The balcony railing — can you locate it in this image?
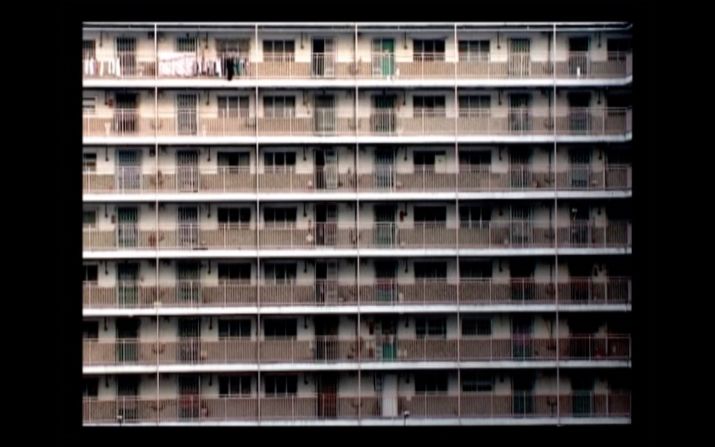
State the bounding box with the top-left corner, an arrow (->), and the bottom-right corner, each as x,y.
83,164 -> 631,194
83,391 -> 631,424
82,220 -> 631,251
82,277 -> 631,309
83,50 -> 631,80
82,108 -> 631,138
82,334 -> 631,366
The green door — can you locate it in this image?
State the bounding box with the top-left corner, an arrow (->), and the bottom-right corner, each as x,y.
372,39 -> 395,76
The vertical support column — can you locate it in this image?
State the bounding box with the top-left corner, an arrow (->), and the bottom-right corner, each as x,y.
453,22 -> 461,421
254,23 -> 262,425
153,22 -> 160,425
552,23 -> 561,426
354,22 -> 362,424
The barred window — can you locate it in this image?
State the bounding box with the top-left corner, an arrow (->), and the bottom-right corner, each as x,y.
415,317 -> 447,339
263,40 -> 295,62
413,96 -> 446,117
459,40 -> 490,62
263,96 -> 295,118
413,39 -> 445,61
264,375 -> 297,395
176,36 -> 197,53
219,375 -> 251,396
218,319 -> 251,338
83,40 -> 96,60
459,95 -> 491,117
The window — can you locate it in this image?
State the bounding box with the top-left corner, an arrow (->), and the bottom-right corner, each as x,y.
219,375 -> 251,396
459,151 -> 491,171
83,97 -> 96,115
117,376 -> 139,396
462,317 -> 492,336
264,263 -> 297,284
176,36 -> 197,53
83,153 -> 97,172
413,39 -> 445,61
607,38 -> 632,61
263,40 -> 295,62
217,96 -> 249,118
459,40 -> 490,62
218,319 -> 251,338
264,318 -> 297,337
413,206 -> 446,224
83,321 -> 99,339
415,317 -> 447,338
413,151 -> 444,171
216,39 -> 250,58
217,152 -> 250,168
83,377 -> 99,398
415,372 -> 448,393
414,262 -> 447,279
218,263 -> 251,281
263,96 -> 295,118
462,372 -> 494,392
264,151 -> 296,170
83,210 -> 96,228
83,264 -> 98,283
264,375 -> 297,395
460,260 -> 492,279
460,205 -> 491,228
83,40 -> 96,60
218,208 -> 250,226
263,208 -> 297,226
413,96 -> 446,117
459,95 -> 491,117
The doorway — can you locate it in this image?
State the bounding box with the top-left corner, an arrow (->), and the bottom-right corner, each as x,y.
372,96 -> 396,133
372,38 -> 395,77
177,93 -> 198,135
115,318 -> 139,363
177,150 -> 199,192
117,263 -> 139,307
315,260 -> 338,304
315,147 -> 338,189
374,205 -> 397,247
315,203 -> 337,246
116,149 -> 141,191
568,37 -> 590,76
568,92 -> 592,133
113,93 -> 137,133
508,38 -> 531,76
312,38 -> 335,77
178,206 -> 199,248
316,373 -> 338,418
509,94 -> 531,132
178,318 -> 201,363
314,95 -> 336,134
374,147 -> 396,189
116,206 -> 138,248
314,317 -> 339,361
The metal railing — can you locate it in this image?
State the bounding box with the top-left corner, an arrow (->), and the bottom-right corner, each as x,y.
82,277 -> 631,309
83,334 -> 631,366
82,390 -> 630,424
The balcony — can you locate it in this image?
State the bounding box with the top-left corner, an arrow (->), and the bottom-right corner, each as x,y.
82,334 -> 631,367
82,108 -> 631,139
83,277 -> 631,310
83,391 -> 630,424
82,51 -> 632,81
82,220 -> 631,251
83,165 -> 631,195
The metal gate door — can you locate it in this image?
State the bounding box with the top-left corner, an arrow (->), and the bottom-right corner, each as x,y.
116,37 -> 136,77
375,149 -> 395,189
117,263 -> 138,307
569,148 -> 591,188
116,149 -> 141,191
177,93 -> 198,135
177,150 -> 199,192
178,206 -> 199,248
117,207 -> 138,248
177,261 -> 201,305
508,38 -> 531,77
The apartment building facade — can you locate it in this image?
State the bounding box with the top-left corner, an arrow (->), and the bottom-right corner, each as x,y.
81,21 -> 633,426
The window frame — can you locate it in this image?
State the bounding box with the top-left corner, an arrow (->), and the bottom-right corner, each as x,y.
459,40 -> 490,62
263,318 -> 297,338
415,317 -> 447,339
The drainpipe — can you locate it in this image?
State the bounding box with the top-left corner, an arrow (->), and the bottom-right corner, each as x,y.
254,22 -> 262,426
453,22 -> 461,422
354,21 -> 363,425
154,22 -> 160,426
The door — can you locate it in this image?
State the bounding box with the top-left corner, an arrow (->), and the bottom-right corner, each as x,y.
569,37 -> 590,76
571,376 -> 595,417
177,261 -> 201,305
177,93 -> 198,135
178,206 -> 199,248
178,375 -> 201,420
115,318 -> 139,363
177,150 -> 199,192
569,147 -> 592,188
315,203 -> 337,246
569,260 -> 594,302
178,318 -> 201,363
317,373 -> 338,418
378,318 -> 397,360
510,205 -> 532,246
312,38 -> 335,77
315,260 -> 338,304
116,37 -> 136,77
509,151 -> 530,189
315,148 -> 338,189
374,260 -> 397,303
508,38 -> 531,76
374,148 -> 395,189
374,205 -> 396,247
116,149 -> 140,191
372,38 -> 395,76
570,205 -> 590,245
511,317 -> 533,359
380,373 -> 398,417
512,375 -> 534,416
117,263 -> 139,307
568,92 -> 591,133
510,259 -> 534,302
314,95 -> 336,134
113,93 -> 137,133
314,317 -> 339,360
509,94 -> 531,132
116,376 -> 139,421
116,207 -> 138,248
372,96 -> 396,133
